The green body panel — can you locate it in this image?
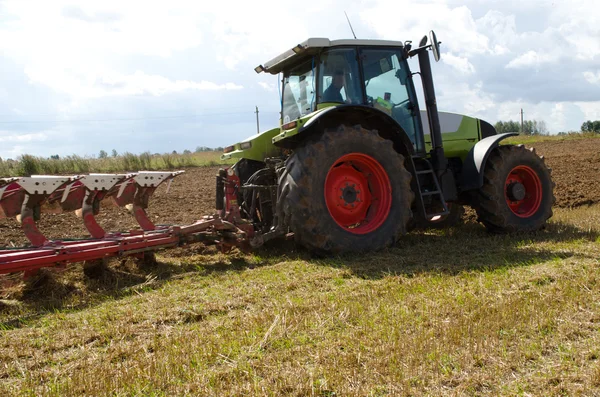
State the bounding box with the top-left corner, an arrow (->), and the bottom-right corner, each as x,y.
423,112 -> 480,161
271,107 -> 331,145
220,126 -> 282,162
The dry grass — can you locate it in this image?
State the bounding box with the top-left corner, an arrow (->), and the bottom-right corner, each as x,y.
2,205 -> 600,396
0,151 -> 229,177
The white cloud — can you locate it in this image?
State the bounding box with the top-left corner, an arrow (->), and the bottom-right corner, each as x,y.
22,69 -> 243,98
576,101 -> 600,121
258,82 -> 276,92
505,51 -> 557,69
583,71 -> 600,85
437,81 -> 495,117
443,53 -> 476,75
360,1 -> 490,56
0,131 -> 48,143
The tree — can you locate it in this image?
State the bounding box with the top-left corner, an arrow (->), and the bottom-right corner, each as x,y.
183,149 -> 191,155
581,120 -> 600,133
98,150 -> 108,159
111,149 -> 118,157
495,119 -> 548,135
50,154 -> 60,160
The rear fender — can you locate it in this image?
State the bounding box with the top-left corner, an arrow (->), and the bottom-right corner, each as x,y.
460,133 -> 518,191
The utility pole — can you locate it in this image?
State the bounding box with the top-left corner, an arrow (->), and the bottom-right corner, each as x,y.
255,106 -> 260,134
520,108 -> 524,134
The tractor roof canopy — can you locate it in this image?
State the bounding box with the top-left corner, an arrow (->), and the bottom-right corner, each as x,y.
255,38 -> 405,75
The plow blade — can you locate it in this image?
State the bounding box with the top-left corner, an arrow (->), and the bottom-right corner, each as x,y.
0,169 -> 255,278
0,171 -> 184,246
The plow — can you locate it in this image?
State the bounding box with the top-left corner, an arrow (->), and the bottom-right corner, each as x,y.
1,30 -> 556,279
0,170 -> 254,278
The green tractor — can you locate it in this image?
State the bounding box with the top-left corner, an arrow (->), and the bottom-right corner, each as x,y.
218,31 -> 555,253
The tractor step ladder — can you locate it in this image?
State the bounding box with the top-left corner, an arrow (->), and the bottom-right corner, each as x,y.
411,156 -> 449,219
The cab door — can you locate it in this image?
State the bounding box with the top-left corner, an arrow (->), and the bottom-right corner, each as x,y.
359,48 -> 424,153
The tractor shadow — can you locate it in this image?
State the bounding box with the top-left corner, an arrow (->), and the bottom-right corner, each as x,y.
316,220 -> 599,280
0,219 -> 596,329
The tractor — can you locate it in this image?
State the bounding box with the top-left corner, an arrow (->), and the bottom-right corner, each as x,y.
0,31 -> 555,276
218,31 -> 555,253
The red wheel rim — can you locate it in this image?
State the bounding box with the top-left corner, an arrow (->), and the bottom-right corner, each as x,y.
504,165 -> 542,218
324,153 -> 392,234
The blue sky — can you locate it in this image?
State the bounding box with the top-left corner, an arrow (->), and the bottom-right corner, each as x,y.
0,0 -> 599,159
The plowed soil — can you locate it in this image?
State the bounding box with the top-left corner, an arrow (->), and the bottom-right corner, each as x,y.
1,137 -> 599,248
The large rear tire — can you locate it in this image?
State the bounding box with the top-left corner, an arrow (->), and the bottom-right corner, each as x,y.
278,125 -> 414,253
473,145 -> 554,233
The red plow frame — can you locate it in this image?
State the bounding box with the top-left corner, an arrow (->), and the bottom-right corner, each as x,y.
0,170 -> 252,278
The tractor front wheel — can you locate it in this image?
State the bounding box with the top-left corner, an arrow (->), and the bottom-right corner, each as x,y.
278,125 -> 414,253
473,145 -> 554,232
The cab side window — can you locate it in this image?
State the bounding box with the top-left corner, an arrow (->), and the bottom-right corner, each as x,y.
361,48 -> 420,149
318,49 -> 363,105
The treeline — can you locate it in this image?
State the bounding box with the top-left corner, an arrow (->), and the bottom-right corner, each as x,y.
494,120 -> 548,135
96,146 -> 224,159
581,120 -> 600,133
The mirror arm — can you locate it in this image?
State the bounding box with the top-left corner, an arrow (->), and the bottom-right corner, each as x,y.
407,44 -> 432,58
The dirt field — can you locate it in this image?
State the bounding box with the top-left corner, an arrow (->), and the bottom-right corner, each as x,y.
1,137 -> 599,248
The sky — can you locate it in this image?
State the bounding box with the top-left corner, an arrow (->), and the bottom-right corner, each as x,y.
0,0 -> 599,159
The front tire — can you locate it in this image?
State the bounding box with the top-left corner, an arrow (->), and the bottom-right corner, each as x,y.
278,125 -> 414,253
473,145 -> 554,233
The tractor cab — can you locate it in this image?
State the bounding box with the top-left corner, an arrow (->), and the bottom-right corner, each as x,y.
270,40 -> 425,153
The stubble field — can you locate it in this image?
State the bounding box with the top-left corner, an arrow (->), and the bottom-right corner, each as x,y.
1,136 -> 600,396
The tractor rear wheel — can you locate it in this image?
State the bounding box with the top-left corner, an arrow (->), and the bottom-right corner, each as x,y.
473,145 -> 554,233
278,125 -> 414,253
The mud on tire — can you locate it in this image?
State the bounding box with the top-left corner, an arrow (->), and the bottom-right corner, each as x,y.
473,144 -> 555,233
277,125 -> 414,253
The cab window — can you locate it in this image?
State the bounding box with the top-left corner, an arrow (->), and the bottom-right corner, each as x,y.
360,48 -> 422,151
318,48 -> 363,105
282,59 -> 316,124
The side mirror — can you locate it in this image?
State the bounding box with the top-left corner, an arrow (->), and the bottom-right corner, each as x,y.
430,30 -> 441,62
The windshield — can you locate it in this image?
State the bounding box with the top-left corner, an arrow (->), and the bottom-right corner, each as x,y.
282,59 -> 315,124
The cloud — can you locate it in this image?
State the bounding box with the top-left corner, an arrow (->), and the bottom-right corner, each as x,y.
258,82 -> 276,92
443,53 -> 476,75
61,5 -> 121,24
0,131 -> 48,143
506,51 -> 557,69
22,68 -> 243,98
583,71 -> 600,85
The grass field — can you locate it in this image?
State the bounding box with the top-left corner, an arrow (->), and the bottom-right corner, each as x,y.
1,205 -> 600,396
504,132 -> 600,145
0,151 -> 229,177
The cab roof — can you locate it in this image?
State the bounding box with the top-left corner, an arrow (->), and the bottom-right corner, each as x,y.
255,38 -> 405,75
